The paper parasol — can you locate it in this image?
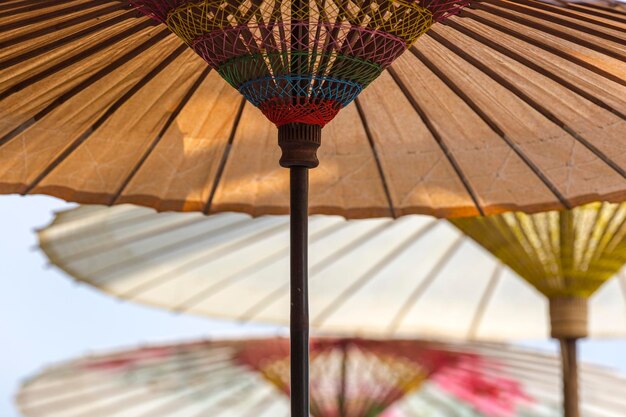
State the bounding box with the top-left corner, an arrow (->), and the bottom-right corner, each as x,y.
0,0 -> 625,218
38,203 -> 626,340
17,337 -> 626,417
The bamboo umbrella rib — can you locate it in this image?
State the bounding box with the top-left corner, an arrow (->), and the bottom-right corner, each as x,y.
354,98 -> 397,218
45,205 -> 162,236
394,44 -> 561,211
24,381 -> 153,415
407,44 -> 569,209
109,66 -> 213,205
427,25 -> 626,183
0,0 -> 67,15
476,363 -> 559,390
313,221 -> 440,326
127,377 -> 258,417
593,2 -> 626,14
98,218 -> 290,294
226,391 -> 282,417
459,9 -> 626,86
0,2 -> 129,41
515,0 -> 624,28
208,390 -> 280,417
444,19 -> 626,119
0,1 -> 119,32
120,225 -> 299,301
580,206 -> 606,273
130,375 -> 260,417
400,395 -> 448,417
171,219 -> 347,312
57,216 -> 209,263
618,272 -> 626,301
472,3 -> 626,59
0,25 -> 168,147
83,216 -> 259,280
23,364 -> 255,417
385,66 -> 485,216
467,264 -> 503,339
202,98 -> 246,214
0,1 -> 128,29
491,0 -> 620,35
486,0 -> 626,41
84,219 -> 273,297
154,387 -> 251,417
415,389 -> 469,417
0,7 -> 133,62
22,353 -> 241,409
0,19 -> 160,102
386,236 -> 466,334
500,0 -> 626,41
570,5 -> 626,24
481,2 -> 626,55
238,220 -> 397,321
19,376 -> 119,405
568,3 -> 626,22
465,346 -> 626,393
64,387 -> 184,417
22,44 -> 189,195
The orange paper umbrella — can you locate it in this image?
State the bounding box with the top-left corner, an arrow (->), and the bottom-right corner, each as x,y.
1,0 -> 625,217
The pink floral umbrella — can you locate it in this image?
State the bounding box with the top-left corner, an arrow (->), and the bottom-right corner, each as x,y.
18,337 -> 626,417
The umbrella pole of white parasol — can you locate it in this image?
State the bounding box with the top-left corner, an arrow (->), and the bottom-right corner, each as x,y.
279,123 -> 321,417
550,296 -> 587,417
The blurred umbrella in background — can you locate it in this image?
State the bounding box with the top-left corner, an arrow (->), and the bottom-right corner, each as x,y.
452,202 -> 626,417
17,337 -> 626,417
39,202 -> 626,417
37,203 -> 626,340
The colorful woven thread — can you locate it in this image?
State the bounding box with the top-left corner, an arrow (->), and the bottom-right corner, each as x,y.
131,0 -> 467,126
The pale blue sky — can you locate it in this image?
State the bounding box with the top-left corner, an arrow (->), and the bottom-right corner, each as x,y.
1,195 -> 626,417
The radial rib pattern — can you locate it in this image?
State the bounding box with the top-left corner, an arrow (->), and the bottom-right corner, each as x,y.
0,0 -> 625,217
451,202 -> 626,298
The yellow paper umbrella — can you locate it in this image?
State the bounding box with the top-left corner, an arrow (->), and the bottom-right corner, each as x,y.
451,202 -> 626,417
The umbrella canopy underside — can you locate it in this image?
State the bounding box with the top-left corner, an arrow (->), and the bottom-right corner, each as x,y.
1,0 -> 625,218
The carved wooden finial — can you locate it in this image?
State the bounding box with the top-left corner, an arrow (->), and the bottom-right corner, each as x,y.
278,123 -> 321,169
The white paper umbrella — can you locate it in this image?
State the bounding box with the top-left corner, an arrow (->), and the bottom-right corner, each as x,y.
16,337 -> 626,417
39,204 -> 626,340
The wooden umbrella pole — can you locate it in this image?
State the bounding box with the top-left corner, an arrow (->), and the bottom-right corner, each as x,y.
279,122 -> 321,417
550,296 -> 587,417
560,338 -> 579,417
290,165 -> 309,417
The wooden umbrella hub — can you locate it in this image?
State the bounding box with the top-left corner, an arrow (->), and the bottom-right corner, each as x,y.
549,296 -> 589,339
130,0 -> 466,127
